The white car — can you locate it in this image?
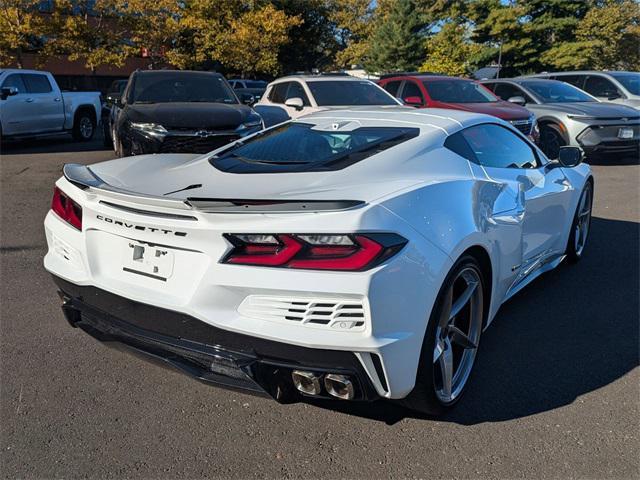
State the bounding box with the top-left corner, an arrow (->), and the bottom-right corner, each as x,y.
44,107 -> 593,414
0,69 -> 101,141
255,74 -> 401,119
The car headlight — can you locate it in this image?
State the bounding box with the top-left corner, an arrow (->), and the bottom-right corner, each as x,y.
129,122 -> 168,137
235,113 -> 264,135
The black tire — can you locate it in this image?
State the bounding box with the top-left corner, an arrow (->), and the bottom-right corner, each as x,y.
72,110 -> 96,141
400,255 -> 485,415
540,124 -> 567,160
114,133 -> 131,158
102,120 -> 112,148
566,180 -> 593,263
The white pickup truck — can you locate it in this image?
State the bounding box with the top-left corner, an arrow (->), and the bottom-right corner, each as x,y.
0,69 -> 101,142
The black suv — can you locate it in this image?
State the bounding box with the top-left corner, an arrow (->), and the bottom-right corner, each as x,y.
111,70 -> 263,157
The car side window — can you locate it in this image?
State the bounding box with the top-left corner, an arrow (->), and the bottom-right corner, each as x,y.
383,81 -> 402,97
556,75 -> 585,89
451,124 -> 539,169
493,83 -> 520,100
22,74 -> 53,93
285,82 -> 310,106
584,76 -> 619,98
401,81 -> 424,104
1,74 -> 27,93
269,82 -> 289,104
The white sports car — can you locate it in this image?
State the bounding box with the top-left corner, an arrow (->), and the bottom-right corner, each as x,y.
44,107 -> 593,415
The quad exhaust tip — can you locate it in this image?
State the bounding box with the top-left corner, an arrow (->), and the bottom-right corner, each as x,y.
291,370 -> 322,396
291,370 -> 355,400
324,374 -> 355,400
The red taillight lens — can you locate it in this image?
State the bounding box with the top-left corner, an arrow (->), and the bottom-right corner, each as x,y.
223,233 -> 406,271
51,187 -> 82,230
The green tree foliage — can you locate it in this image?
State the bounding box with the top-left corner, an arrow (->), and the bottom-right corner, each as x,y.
542,0 -> 640,71
420,23 -> 482,76
46,0 -> 134,73
365,0 -> 427,73
3,0 -> 638,77
218,4 -> 303,76
0,0 -> 47,68
329,0 -> 375,69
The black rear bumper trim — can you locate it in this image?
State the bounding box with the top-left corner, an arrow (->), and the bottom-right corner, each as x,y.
53,275 -> 379,402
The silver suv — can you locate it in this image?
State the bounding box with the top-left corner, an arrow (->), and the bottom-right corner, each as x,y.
525,71 -> 640,110
481,78 -> 640,159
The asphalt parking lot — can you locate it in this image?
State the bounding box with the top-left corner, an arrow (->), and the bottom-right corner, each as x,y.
1,134 -> 638,479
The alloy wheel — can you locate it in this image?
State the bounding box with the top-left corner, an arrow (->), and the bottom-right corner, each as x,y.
433,267 -> 483,404
574,183 -> 593,257
79,116 -> 93,139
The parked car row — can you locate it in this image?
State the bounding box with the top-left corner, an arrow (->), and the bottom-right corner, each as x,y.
2,68 -> 638,161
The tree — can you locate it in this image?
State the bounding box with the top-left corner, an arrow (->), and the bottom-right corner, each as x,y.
329,0 -> 375,69
125,0 -> 182,69
0,0 -> 47,68
420,23 -> 482,76
46,0 -> 134,73
542,0 -> 640,70
365,0 -> 427,73
218,4 -> 302,76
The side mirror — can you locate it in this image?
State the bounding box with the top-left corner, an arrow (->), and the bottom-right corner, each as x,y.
607,92 -> 621,101
403,96 -> 423,107
557,146 -> 583,168
508,95 -> 526,106
240,93 -> 255,105
284,97 -> 304,111
0,86 -> 19,100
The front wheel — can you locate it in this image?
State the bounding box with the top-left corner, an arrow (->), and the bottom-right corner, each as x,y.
401,255 -> 485,415
566,181 -> 593,263
540,124 -> 567,160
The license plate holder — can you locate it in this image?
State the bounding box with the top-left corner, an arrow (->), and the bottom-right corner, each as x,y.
618,127 -> 634,139
122,242 -> 174,280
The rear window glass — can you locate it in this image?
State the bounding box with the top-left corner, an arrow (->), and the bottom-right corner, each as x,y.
210,123 -> 419,173
307,81 -> 398,106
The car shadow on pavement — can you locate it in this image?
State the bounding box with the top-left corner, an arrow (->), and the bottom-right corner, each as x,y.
1,134 -> 109,155
306,216 -> 639,425
586,153 -> 639,166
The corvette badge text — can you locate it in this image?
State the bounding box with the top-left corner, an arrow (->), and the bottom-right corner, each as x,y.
96,215 -> 187,236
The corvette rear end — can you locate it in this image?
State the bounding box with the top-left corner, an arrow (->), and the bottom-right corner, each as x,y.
44,128 -> 450,404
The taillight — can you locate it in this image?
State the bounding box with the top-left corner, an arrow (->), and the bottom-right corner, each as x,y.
222,233 -> 406,271
51,187 -> 82,230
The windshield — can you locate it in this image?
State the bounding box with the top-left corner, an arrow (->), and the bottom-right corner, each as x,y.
423,80 -> 498,103
610,72 -> 640,95
307,80 -> 398,106
522,80 -> 596,103
131,72 -> 237,104
211,123 -> 419,173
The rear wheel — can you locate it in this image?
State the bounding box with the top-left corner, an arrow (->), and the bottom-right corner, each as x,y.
72,111 -> 95,141
540,124 -> 566,160
401,255 -> 485,415
566,181 -> 593,263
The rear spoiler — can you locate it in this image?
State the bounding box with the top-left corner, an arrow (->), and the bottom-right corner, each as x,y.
63,163 -> 365,214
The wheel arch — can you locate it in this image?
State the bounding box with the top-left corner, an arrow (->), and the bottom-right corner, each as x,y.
537,117 -> 570,144
459,245 -> 493,328
73,104 -> 97,126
